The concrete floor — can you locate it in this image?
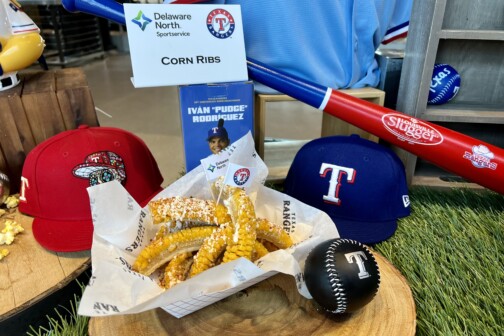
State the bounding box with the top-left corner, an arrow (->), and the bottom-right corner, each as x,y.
80,52 -> 323,185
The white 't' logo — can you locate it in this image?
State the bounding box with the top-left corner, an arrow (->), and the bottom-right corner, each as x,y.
319,163 -> 356,205
345,251 -> 371,279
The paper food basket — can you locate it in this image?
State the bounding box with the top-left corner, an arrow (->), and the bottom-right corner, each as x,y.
78,132 -> 339,318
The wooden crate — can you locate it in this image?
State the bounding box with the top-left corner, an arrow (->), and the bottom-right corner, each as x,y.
0,68 -> 98,193
254,88 -> 385,181
254,87 -> 385,158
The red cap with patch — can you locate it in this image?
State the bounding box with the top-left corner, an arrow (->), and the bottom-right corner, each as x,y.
18,125 -> 164,252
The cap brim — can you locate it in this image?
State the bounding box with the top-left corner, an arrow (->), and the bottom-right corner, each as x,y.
333,217 -> 398,245
32,186 -> 163,252
32,217 -> 93,252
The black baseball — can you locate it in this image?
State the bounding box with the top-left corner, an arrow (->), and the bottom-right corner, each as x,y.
304,238 -> 380,314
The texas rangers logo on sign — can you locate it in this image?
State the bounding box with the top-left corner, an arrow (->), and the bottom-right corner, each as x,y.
223,163 -> 255,190
233,167 -> 250,186
207,8 -> 235,39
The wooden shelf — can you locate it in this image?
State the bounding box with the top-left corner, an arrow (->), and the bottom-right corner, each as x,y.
411,175 -> 486,191
395,0 -> 504,191
254,87 -> 384,159
423,107 -> 504,123
439,29 -> 504,41
255,87 -> 385,182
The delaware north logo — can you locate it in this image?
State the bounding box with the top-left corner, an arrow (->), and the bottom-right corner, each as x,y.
132,10 -> 152,31
206,8 -> 235,39
206,164 -> 216,173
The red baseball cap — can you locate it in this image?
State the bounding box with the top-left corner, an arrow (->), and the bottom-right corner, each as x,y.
19,125 -> 164,252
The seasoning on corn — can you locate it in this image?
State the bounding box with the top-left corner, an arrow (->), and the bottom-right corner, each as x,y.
149,196 -> 231,229
132,226 -> 216,276
160,252 -> 195,289
134,185 -> 294,289
222,187 -> 257,263
189,222 -> 233,278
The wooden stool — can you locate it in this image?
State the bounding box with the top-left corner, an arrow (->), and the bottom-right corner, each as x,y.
0,208 -> 91,335
88,251 -> 415,336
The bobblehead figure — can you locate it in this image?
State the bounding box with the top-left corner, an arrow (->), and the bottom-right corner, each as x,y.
0,0 -> 45,91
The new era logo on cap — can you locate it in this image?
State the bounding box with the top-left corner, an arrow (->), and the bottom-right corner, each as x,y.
284,135 -> 410,244
19,125 -> 164,252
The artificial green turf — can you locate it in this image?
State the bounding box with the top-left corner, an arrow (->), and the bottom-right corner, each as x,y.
29,187 -> 503,336
374,187 -> 504,336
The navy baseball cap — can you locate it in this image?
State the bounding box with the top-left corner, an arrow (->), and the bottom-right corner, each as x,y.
284,135 -> 410,244
207,127 -> 228,141
207,119 -> 229,141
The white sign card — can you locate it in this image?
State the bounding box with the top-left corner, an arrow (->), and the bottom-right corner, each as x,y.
123,4 -> 248,88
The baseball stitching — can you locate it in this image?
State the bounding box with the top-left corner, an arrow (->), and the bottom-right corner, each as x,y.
430,64 -> 460,104
324,239 -> 381,313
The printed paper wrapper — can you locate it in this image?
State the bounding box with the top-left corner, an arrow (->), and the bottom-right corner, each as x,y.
78,132 -> 339,318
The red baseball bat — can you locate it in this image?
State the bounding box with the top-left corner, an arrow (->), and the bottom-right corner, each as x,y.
62,0 -> 504,195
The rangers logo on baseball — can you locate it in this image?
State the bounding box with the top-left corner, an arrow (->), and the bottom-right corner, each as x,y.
428,64 -> 461,105
233,168 -> 250,185
345,251 -> 371,279
206,9 -> 235,39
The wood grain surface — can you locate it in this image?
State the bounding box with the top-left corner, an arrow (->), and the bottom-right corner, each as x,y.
0,68 -> 98,193
0,208 -> 90,321
89,251 -> 416,336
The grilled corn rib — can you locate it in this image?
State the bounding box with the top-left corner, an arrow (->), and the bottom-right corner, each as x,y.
259,239 -> 280,252
255,218 -> 293,249
189,223 -> 233,278
211,176 -> 233,200
149,196 -> 231,227
222,188 -> 257,263
132,226 -> 216,276
252,240 -> 269,261
154,224 -> 168,240
161,252 -> 194,289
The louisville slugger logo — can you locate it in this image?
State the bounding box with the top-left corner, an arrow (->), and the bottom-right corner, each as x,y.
382,114 -> 443,145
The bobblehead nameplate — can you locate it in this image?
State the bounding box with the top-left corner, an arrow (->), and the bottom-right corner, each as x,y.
124,4 -> 248,88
